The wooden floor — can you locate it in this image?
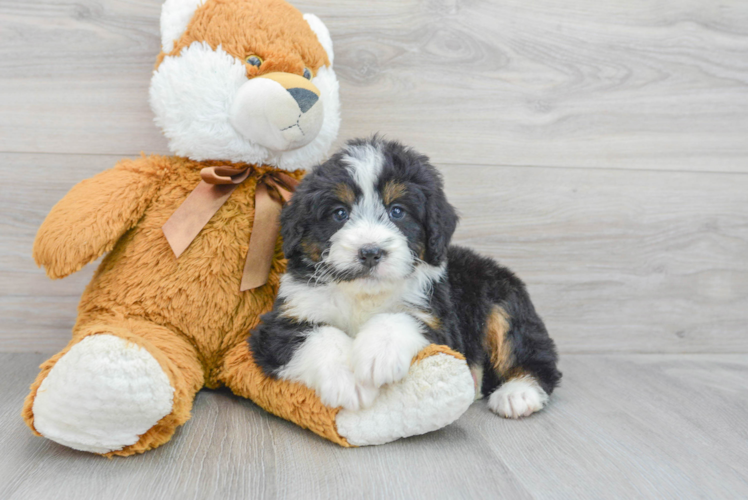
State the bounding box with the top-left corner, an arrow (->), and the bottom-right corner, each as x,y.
1,352 -> 747,499
1,0 -> 747,498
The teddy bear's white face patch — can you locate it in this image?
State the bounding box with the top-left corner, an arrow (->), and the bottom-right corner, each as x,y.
160,0 -> 206,53
228,72 -> 325,153
149,40 -> 340,169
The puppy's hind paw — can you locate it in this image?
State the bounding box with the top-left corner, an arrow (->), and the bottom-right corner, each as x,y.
488,375 -> 549,419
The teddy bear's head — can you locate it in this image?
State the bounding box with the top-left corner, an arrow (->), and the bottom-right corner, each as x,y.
150,0 -> 340,170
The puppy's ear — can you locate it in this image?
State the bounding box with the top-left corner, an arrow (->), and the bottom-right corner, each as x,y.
280,197 -> 305,258
424,176 -> 458,265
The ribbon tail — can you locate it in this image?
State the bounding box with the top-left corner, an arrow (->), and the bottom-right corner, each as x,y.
162,181 -> 238,257
241,182 -> 283,291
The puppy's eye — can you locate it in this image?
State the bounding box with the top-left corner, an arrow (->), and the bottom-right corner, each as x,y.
246,55 -> 263,67
389,205 -> 405,220
303,68 -> 312,80
332,207 -> 349,222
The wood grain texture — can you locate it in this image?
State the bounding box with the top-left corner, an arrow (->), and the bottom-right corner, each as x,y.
0,0 -> 747,171
3,152 -> 746,353
2,353 -> 747,499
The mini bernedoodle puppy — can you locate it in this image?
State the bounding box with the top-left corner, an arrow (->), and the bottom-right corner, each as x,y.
250,137 -> 561,419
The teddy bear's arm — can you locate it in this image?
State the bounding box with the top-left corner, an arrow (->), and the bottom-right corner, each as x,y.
33,157 -> 163,279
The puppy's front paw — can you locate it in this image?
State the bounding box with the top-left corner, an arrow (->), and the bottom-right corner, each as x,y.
316,367 -> 369,411
278,326 -> 379,410
353,339 -> 413,388
488,376 -> 549,419
352,313 -> 429,388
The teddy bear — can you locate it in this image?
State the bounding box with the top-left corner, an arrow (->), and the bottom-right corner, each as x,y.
22,0 -> 475,457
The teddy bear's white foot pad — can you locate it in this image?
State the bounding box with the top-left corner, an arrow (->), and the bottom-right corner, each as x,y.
335,353 -> 474,446
32,334 -> 174,453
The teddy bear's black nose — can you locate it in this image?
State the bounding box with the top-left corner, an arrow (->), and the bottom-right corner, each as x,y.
287,88 -> 319,113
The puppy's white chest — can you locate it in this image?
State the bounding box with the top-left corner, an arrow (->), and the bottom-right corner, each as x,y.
316,285 -> 403,336
279,265 -> 443,337
280,278 -> 406,336
336,290 -> 400,335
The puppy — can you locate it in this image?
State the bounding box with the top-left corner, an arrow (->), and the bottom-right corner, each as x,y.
250,137 -> 561,418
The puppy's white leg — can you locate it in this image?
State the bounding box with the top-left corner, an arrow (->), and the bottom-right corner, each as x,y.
278,326 -> 378,410
488,375 -> 549,418
352,313 -> 430,388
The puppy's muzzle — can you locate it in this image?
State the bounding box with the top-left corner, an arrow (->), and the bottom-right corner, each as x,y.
358,245 -> 385,269
229,72 -> 324,152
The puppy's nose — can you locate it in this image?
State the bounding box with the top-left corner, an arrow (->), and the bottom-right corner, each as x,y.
287,88 -> 319,113
358,245 -> 384,268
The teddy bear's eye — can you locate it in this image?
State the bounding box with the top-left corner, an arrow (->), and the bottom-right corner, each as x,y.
246,55 -> 263,67
303,68 -> 312,80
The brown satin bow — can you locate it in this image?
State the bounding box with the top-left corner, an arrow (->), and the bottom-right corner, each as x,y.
161,165 -> 298,291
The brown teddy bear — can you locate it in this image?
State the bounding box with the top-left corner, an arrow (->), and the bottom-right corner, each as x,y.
22,0 -> 475,457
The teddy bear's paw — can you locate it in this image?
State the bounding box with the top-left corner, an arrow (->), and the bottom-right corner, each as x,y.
352,313 -> 430,388
336,350 -> 474,446
32,334 -> 174,454
487,375 -> 549,419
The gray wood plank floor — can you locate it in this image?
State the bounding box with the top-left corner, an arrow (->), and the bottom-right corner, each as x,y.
1,353 -> 747,499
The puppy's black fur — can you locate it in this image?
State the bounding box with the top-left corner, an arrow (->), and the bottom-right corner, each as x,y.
250,138 -> 561,402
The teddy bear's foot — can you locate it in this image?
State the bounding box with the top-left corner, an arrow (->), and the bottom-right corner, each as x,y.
31,334 -> 174,453
335,346 -> 475,446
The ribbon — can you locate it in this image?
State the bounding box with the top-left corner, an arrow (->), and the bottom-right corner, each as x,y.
162,165 -> 298,291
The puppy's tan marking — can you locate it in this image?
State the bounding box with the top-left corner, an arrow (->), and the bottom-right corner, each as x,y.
300,238 -> 322,262
485,306 -> 513,376
382,181 -> 407,205
503,367 -> 531,381
408,309 -> 441,331
334,183 -> 356,206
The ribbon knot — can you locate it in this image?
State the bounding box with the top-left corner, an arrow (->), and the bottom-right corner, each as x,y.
162,164 -> 299,291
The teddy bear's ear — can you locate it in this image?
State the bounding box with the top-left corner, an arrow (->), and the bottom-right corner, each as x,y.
303,14 -> 334,66
160,0 -> 205,53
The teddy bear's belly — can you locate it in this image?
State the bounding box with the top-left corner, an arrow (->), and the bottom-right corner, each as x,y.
77,183 -> 281,372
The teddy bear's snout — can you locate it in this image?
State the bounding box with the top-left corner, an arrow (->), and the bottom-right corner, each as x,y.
229,71 -> 325,153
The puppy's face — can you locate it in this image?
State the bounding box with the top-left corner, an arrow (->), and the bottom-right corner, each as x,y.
282,138 -> 458,284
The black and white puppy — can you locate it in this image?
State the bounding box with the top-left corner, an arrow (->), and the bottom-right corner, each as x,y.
250,137 -> 561,418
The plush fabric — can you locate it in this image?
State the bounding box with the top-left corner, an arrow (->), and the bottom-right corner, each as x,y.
156,0 -> 330,72
336,346 -> 476,446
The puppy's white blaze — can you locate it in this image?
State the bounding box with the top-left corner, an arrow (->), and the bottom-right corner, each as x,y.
330,144 -> 419,282
277,326 -> 374,410
488,375 -> 549,419
327,217 -> 411,280
352,313 -> 430,388
342,143 -> 384,204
